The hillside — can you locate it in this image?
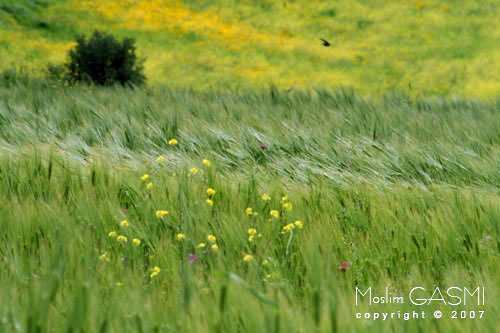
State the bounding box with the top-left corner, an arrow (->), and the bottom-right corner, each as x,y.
2,0 -> 500,97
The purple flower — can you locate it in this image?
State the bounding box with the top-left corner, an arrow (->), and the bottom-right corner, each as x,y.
345,161 -> 351,167
189,253 -> 199,264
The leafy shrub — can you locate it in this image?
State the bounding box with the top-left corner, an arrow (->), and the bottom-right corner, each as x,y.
66,30 -> 146,86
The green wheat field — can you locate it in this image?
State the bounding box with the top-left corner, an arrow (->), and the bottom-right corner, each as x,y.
1,1 -> 500,332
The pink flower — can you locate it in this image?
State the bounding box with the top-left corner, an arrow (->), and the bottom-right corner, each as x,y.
189,253 -> 199,264
260,145 -> 266,150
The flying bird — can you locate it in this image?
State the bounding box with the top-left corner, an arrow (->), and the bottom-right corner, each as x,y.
320,38 -> 330,47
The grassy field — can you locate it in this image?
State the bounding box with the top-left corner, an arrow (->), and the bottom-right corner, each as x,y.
1,0 -> 500,331
0,75 -> 498,332
3,0 -> 500,97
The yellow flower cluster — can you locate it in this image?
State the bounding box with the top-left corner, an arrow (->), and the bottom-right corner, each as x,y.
248,228 -> 257,242
141,174 -> 150,181
177,233 -> 185,241
99,253 -> 110,262
168,138 -> 178,145
157,155 -> 165,163
203,159 -> 211,167
270,210 -> 279,218
117,235 -> 127,242
243,254 -> 254,262
150,266 -> 161,278
120,220 -> 129,227
156,210 -> 169,218
206,188 -> 215,196
282,220 -> 304,233
262,193 -> 271,201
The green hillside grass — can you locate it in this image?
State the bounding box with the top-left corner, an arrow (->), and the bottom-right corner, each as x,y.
2,0 -> 500,97
0,78 -> 498,331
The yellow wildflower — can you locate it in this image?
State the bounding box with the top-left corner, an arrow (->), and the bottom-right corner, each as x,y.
282,223 -> 295,233
294,220 -> 303,229
262,193 -> 271,201
248,228 -> 257,235
117,235 -> 128,243
198,243 -> 206,248
203,159 -> 211,167
141,174 -> 149,181
245,207 -> 253,215
146,182 -> 153,190
270,210 -> 279,218
156,210 -> 169,218
108,231 -> 117,238
258,233 -> 263,238
168,138 -> 178,145
150,266 -> 161,278
282,202 -> 293,211
243,254 -> 254,262
99,253 -> 110,262
206,199 -> 213,206
176,233 -> 185,241
120,220 -> 129,227
281,195 -> 288,202
248,235 -> 255,242
262,259 -> 269,266
206,188 -> 216,196
207,234 -> 216,243
133,238 -> 141,246
211,244 -> 218,251
116,282 -> 123,287
190,168 -> 199,175
157,155 -> 165,163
